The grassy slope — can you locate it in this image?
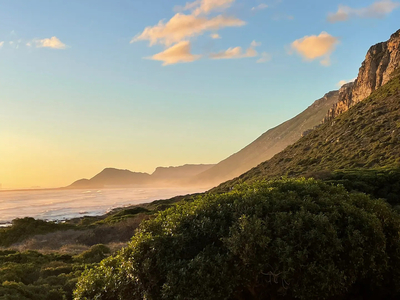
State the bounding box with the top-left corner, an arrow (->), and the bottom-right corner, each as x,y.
193,91 -> 339,185
215,73 -> 400,192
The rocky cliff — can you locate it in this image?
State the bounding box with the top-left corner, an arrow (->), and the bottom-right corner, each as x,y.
325,29 -> 400,121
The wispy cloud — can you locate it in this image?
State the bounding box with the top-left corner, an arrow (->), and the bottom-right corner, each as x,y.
131,14 -> 245,46
251,3 -> 268,11
35,37 -> 67,49
148,41 -> 201,66
290,32 -> 339,66
257,52 -> 272,63
210,46 -> 258,59
337,78 -> 356,87
177,0 -> 235,16
210,41 -> 261,60
251,40 -> 262,47
0,41 -> 4,48
132,0 -> 269,66
210,33 -> 221,39
328,0 -> 400,23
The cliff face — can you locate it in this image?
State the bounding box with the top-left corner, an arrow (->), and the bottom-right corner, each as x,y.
325,29 -> 400,121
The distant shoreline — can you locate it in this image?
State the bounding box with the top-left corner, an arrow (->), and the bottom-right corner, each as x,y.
0,187 -> 64,193
0,184 -> 211,193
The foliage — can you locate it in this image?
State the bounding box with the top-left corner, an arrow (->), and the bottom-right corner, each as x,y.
94,207 -> 150,225
215,74 -> 400,192
74,179 -> 400,300
73,244 -> 111,264
0,250 -> 86,300
321,168 -> 400,206
0,218 -> 73,247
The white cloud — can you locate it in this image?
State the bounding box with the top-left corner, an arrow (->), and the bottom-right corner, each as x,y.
290,32 -> 339,66
337,78 -> 356,87
251,40 -> 262,47
328,0 -> 400,23
148,41 -> 201,66
257,52 -> 272,63
35,36 -> 67,49
252,3 -> 268,11
133,0 -> 252,65
0,41 -> 4,48
210,44 -> 258,59
132,13 -> 245,46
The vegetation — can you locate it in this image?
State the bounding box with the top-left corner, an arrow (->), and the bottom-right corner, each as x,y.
215,74 -> 400,192
0,218 -> 73,248
0,245 -> 111,300
3,66 -> 400,300
0,195 -> 201,299
323,168 -> 400,206
74,179 -> 400,300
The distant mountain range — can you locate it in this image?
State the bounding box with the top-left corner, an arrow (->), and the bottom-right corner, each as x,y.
68,87 -> 340,189
69,29 -> 400,191
67,164 -> 215,189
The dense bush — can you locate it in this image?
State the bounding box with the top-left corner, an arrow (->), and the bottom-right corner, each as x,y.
74,179 -> 400,300
324,168 -> 400,206
0,217 -> 73,247
0,250 -> 85,300
73,244 -> 111,264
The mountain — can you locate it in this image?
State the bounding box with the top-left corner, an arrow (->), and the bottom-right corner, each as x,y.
192,91 -> 339,186
69,168 -> 152,188
152,164 -> 214,181
68,164 -> 215,189
196,30 -> 400,188
216,69 -> 400,192
325,29 -> 400,121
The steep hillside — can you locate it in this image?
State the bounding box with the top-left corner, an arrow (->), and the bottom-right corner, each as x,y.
193,91 -> 339,185
325,29 -> 400,121
216,73 -> 400,192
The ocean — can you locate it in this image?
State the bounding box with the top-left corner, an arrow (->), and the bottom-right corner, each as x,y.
0,187 -> 206,225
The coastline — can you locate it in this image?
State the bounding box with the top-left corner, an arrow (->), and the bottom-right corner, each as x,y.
0,186 -> 208,227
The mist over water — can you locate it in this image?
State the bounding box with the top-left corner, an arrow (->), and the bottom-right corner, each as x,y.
0,187 -> 206,224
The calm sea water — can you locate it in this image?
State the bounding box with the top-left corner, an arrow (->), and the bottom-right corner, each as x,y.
0,187 -> 206,225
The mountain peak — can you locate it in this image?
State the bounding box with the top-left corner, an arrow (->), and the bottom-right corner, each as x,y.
325,29 -> 400,122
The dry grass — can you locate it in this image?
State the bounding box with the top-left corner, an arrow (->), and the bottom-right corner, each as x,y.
8,214 -> 150,254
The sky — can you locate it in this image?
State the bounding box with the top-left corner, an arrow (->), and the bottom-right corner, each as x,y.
0,0 -> 399,189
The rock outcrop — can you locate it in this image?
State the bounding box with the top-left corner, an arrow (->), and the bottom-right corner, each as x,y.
325,29 -> 400,122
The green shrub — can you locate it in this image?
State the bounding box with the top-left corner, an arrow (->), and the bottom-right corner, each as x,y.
0,218 -> 73,247
74,179 -> 400,300
73,244 -> 111,264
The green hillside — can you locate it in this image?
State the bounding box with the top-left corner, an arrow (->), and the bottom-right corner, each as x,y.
215,71 -> 400,192
193,91 -> 339,185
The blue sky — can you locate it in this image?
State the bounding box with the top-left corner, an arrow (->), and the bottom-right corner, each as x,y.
0,0 -> 399,188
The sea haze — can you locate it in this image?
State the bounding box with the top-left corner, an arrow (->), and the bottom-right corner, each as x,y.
0,187 -> 206,225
